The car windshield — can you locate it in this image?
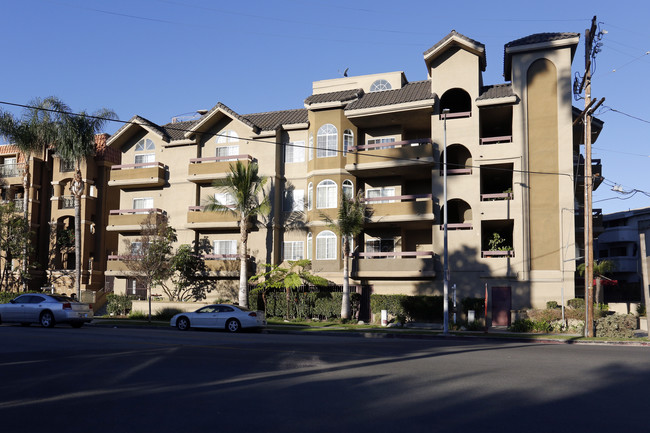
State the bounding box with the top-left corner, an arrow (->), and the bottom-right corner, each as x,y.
50,295 -> 75,303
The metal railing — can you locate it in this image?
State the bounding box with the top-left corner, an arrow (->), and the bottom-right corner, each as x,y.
0,163 -> 25,178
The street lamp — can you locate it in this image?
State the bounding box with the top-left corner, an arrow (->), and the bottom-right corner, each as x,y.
442,108 -> 450,334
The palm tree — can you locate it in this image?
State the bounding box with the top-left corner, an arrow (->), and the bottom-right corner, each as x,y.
204,161 -> 269,308
321,189 -> 367,320
578,259 -> 615,305
50,99 -> 117,300
0,98 -> 58,290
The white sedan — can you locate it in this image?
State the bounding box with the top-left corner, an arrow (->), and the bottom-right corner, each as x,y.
170,304 -> 266,332
0,293 -> 93,328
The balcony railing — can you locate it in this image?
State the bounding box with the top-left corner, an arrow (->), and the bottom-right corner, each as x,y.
0,163 -> 25,178
1,199 -> 25,212
479,135 -> 512,145
439,223 -> 473,230
189,154 -> 253,164
482,250 -> 515,258
110,208 -> 164,216
480,192 -> 513,201
108,162 -> 166,188
353,251 -> 435,277
188,154 -> 253,182
358,251 -> 434,259
348,138 -> 432,152
111,161 -> 165,170
439,111 -> 471,120
60,195 -> 75,209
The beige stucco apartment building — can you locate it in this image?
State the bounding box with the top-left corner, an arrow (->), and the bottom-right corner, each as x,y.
10,30 -> 597,322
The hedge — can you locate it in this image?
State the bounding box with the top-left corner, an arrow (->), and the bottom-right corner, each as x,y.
595,314 -> 637,338
251,290 -> 360,320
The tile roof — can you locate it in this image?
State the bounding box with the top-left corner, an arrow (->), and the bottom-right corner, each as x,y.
345,80 -> 435,111
477,84 -> 515,101
242,108 -> 308,131
304,89 -> 363,106
423,30 -> 485,57
161,120 -> 200,141
505,32 -> 580,48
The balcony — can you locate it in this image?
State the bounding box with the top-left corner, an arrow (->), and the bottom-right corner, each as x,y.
352,251 -> 435,278
364,194 -> 433,224
0,163 -> 25,184
59,195 -> 75,209
186,206 -> 239,229
105,255 -> 134,274
204,254 -> 244,276
482,250 -> 515,258
187,154 -> 252,183
345,139 -> 433,177
480,192 -> 513,201
108,162 -> 166,188
480,135 -> 512,145
106,208 -> 165,232
598,227 -> 640,244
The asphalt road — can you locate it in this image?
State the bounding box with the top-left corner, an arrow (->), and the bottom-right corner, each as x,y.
0,324 -> 648,433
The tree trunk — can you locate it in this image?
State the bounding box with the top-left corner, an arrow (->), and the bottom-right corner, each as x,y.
595,277 -> 602,305
239,217 -> 249,308
71,169 -> 84,301
21,157 -> 30,292
341,237 -> 351,320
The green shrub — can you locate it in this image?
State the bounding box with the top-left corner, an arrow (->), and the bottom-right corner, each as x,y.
460,297 -> 485,315
106,294 -> 134,316
546,301 -> 559,309
595,314 -> 637,338
465,320 -> 484,331
370,294 -> 447,323
567,298 -> 585,309
527,308 -> 561,323
128,311 -> 147,320
509,319 -> 534,332
252,290 -> 360,320
638,304 -> 646,317
532,320 -> 552,333
153,308 -> 184,321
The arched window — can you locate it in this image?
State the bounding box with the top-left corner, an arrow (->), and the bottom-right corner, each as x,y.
134,138 -> 155,165
370,79 -> 392,92
308,133 -> 314,160
135,138 -> 155,151
317,124 -> 337,158
307,182 -> 313,210
316,230 -> 337,260
317,180 -> 337,209
217,130 -> 239,143
306,233 -> 313,260
343,129 -> 354,156
342,179 -> 353,199
440,88 -> 472,116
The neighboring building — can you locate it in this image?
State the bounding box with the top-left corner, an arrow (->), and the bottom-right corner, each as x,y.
596,207 -> 650,303
104,30 -> 604,323
0,137 -> 120,303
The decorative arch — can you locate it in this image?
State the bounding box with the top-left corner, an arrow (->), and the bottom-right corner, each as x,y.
441,143 -> 472,174
440,88 -> 472,116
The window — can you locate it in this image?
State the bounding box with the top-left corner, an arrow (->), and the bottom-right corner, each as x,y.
285,141 -> 305,163
60,159 -> 75,172
283,241 -> 304,261
370,79 -> 392,92
316,231 -> 337,260
342,180 -> 353,199
317,124 -> 338,158
217,130 -> 239,143
213,240 -> 237,259
134,152 -> 155,166
216,145 -> 239,161
307,182 -> 313,210
367,137 -> 396,148
132,197 -> 153,213
366,238 -> 395,257
284,189 -> 304,212
215,192 -> 235,207
306,233 -> 312,260
130,242 -> 143,256
308,133 -> 314,160
135,138 -> 155,151
366,187 -> 395,203
317,180 -> 337,209
343,130 -> 354,156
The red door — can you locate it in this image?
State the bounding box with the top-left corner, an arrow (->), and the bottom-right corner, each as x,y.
491,286 -> 511,326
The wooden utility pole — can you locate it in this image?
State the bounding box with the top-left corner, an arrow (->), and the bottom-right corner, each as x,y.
584,16 -> 597,337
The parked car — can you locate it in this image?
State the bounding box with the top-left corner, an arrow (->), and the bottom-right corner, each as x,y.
0,294 -> 93,328
170,304 -> 266,332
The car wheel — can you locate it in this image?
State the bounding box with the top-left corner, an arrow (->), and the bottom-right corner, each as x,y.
226,318 -> 241,333
176,316 -> 190,331
70,322 -> 84,328
40,311 -> 55,328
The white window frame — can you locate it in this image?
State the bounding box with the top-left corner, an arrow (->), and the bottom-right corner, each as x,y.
216,145 -> 239,161
308,133 -> 314,161
132,197 -> 154,213
135,138 -> 155,151
317,124 -> 338,158
215,192 -> 236,207
285,141 -> 305,163
366,187 -> 396,204
316,230 -> 337,260
307,182 -> 313,211
342,179 -> 353,199
370,79 -> 392,92
366,238 -> 395,257
316,180 -> 337,209
130,241 -> 143,256
217,130 -> 239,144
306,233 -> 313,260
367,137 -> 396,149
213,240 -> 237,259
134,152 -> 155,166
284,189 -> 304,212
343,129 -> 354,156
282,241 -> 304,261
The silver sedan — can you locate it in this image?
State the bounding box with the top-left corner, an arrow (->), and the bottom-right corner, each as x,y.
0,293 -> 93,328
170,304 -> 266,332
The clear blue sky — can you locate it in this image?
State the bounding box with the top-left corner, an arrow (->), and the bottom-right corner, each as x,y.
2,0 -> 649,214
